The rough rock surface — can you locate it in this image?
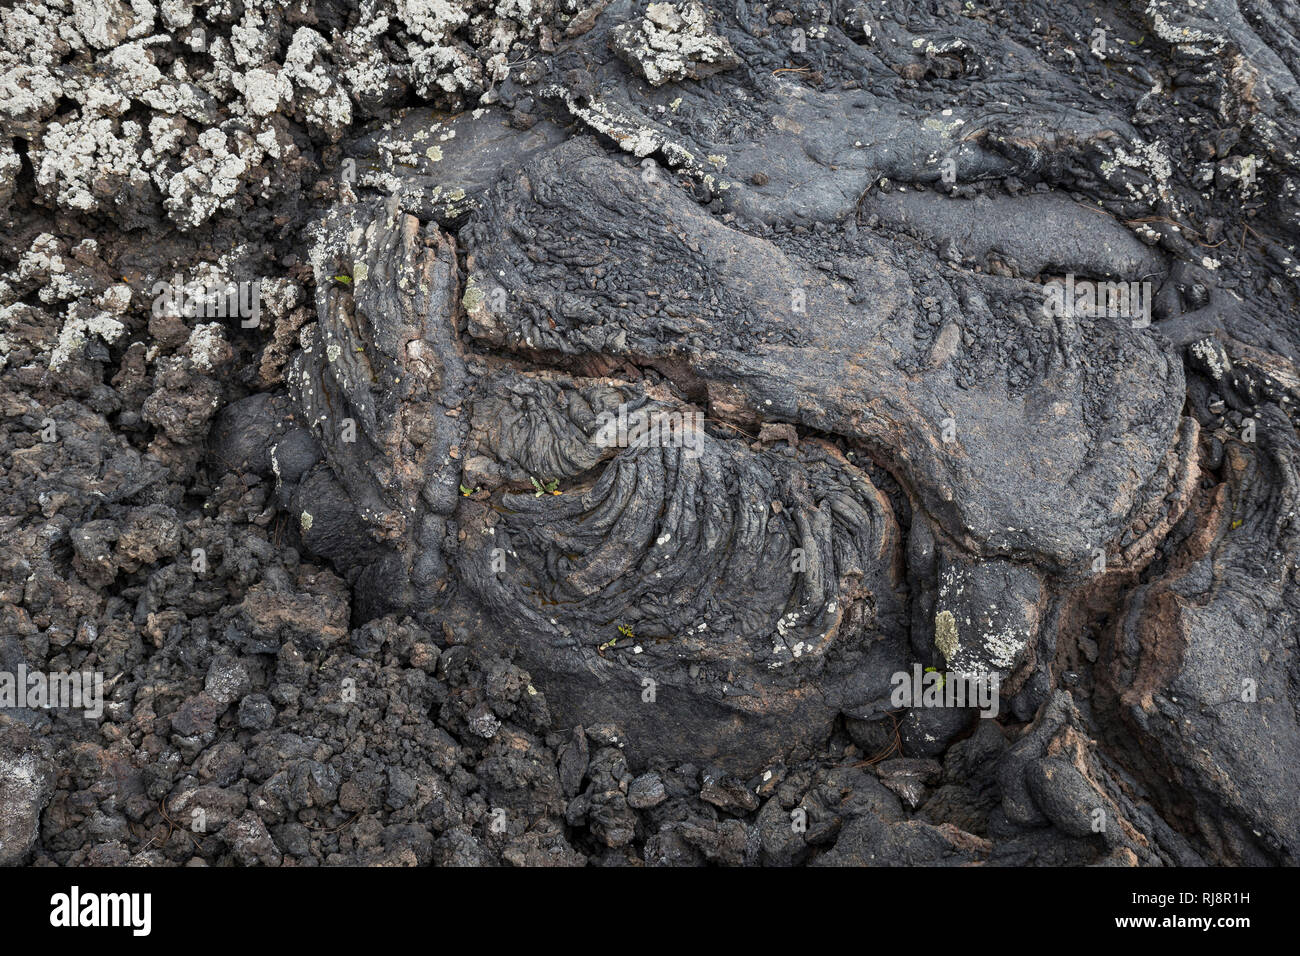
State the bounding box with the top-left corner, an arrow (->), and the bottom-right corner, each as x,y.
1,0 -> 1298,867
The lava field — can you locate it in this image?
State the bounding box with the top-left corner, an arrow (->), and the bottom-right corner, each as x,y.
0,0 -> 1298,869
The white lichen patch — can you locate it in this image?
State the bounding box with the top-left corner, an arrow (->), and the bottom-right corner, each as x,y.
610,1 -> 739,87
50,311 -> 126,371
185,323 -> 228,372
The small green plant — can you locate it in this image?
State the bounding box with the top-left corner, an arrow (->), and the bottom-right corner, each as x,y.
617,623 -> 635,640
924,666 -> 946,689
459,484 -> 478,497
332,273 -> 353,285
531,476 -> 561,497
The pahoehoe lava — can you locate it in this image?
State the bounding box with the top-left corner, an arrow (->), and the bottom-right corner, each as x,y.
2,0 -> 1298,867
